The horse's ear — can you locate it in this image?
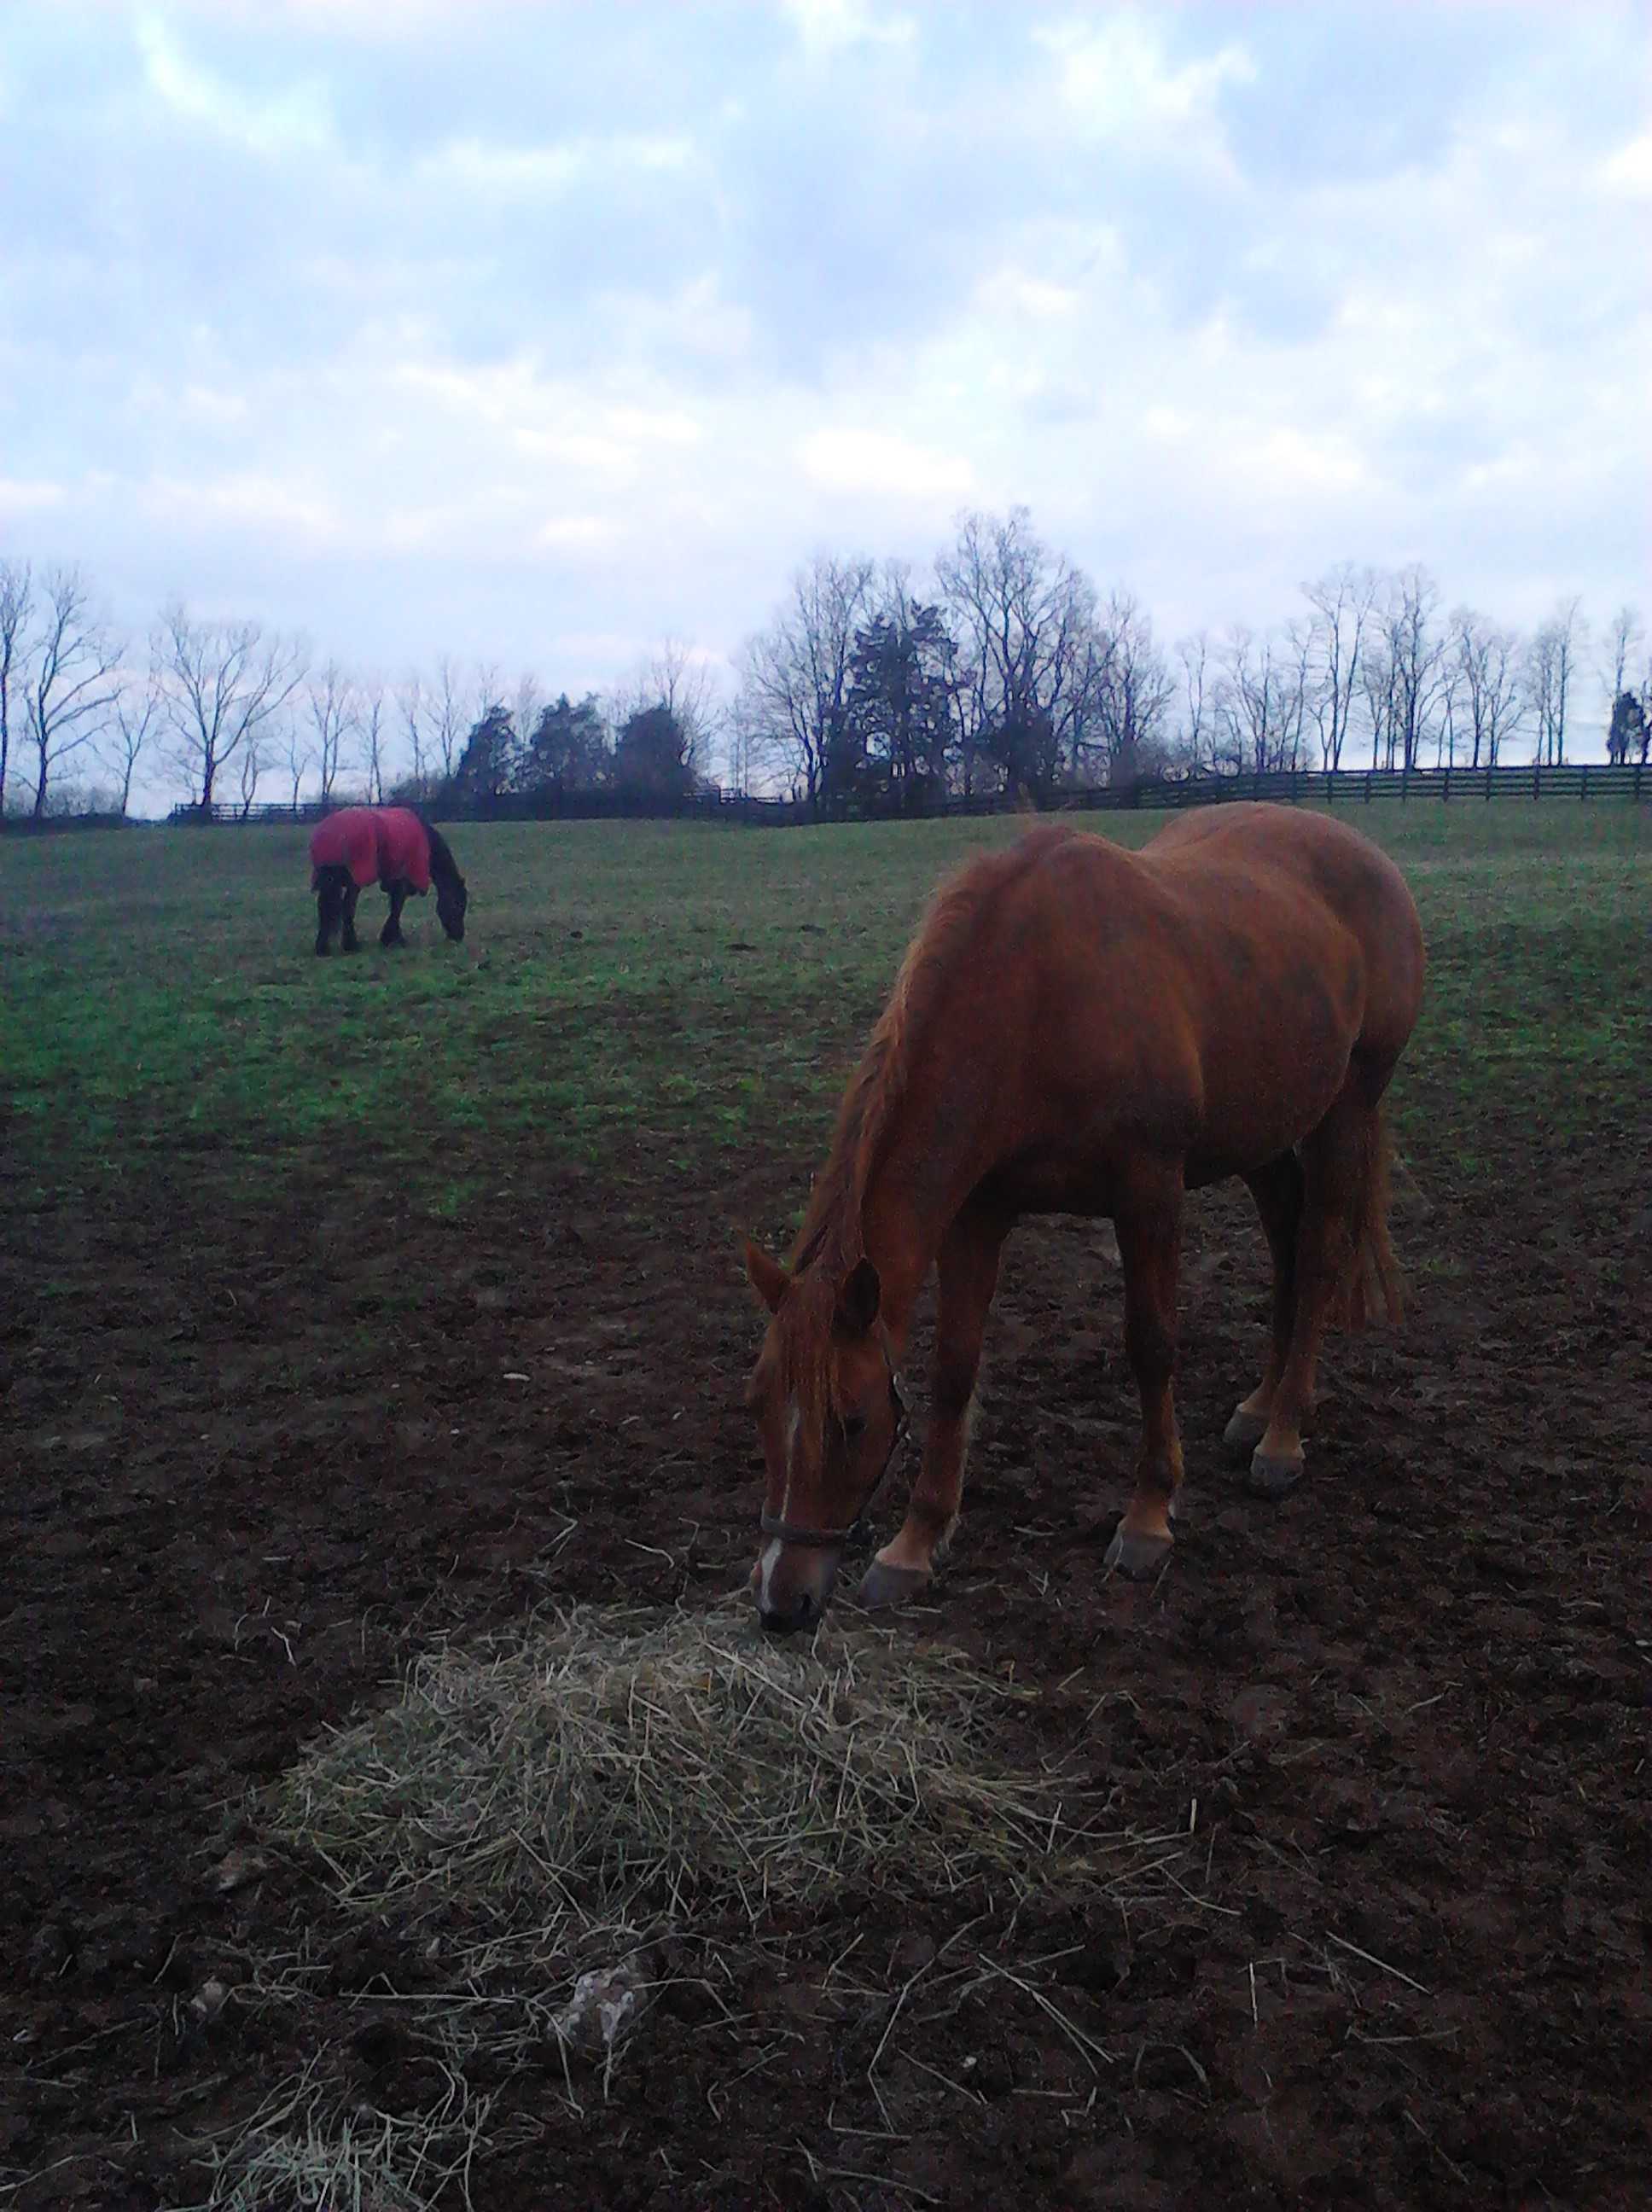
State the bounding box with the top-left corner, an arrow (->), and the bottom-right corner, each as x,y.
834,1256 -> 881,1338
743,1238 -> 790,1315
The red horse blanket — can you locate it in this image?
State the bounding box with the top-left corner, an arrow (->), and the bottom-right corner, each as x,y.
310,807 -> 432,894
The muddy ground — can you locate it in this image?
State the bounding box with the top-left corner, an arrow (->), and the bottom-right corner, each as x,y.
3,1102 -> 1649,2211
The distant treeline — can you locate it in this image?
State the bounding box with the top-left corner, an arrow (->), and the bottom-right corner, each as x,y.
3,515 -> 1649,824
142,756 -> 1650,835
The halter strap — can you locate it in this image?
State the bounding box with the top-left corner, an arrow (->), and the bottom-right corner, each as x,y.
759,1370 -> 907,1551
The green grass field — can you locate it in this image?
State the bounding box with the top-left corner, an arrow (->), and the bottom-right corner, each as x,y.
3,801 -> 1647,1222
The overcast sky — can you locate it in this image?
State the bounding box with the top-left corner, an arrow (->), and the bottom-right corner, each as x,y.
3,0 -> 1648,793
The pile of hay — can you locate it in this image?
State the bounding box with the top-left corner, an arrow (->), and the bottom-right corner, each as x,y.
270,1600 -> 1080,1943
195,1605 -> 1175,2209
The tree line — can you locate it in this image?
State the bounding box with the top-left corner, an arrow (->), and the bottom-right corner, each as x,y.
1,515 -> 1647,822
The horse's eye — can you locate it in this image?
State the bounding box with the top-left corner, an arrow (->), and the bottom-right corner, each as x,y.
841,1413 -> 867,1444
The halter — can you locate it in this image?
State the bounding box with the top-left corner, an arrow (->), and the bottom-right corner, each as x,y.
759,1368 -> 908,1551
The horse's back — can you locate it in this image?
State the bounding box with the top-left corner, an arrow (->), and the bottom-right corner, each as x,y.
375,808 -> 433,894
972,806 -> 1422,1179
1142,803 -> 1424,1062
309,806 -> 431,893
310,806 -> 376,887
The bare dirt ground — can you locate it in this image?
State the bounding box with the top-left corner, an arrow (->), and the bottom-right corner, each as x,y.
3,1098 -> 1649,2210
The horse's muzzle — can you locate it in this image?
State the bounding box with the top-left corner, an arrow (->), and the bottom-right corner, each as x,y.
752,1534 -> 840,1633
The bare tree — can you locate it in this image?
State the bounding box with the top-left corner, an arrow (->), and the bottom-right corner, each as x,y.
1382,565 -> 1450,771
359,679 -> 390,804
1450,610 -> 1526,768
398,673 -> 429,796
236,732 -> 266,820
100,663 -> 163,816
510,671 -> 544,781
936,507 -> 1104,798
1302,562 -> 1380,771
736,554 -> 877,802
156,602 -> 307,812
428,655 -> 468,783
1601,603 -> 1643,711
25,565 -> 123,817
280,713 -> 315,807
1213,624 -> 1310,775
1536,596 -> 1586,765
625,637 -> 722,786
0,558 -> 32,815
1174,631 -> 1213,769
305,659 -> 358,800
1356,632 -> 1398,770
1081,589 -> 1174,784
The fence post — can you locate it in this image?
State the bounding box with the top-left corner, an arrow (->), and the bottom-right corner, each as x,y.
1364,771 -> 1372,804
1580,765 -> 1589,801
1401,765 -> 1409,804
1443,767 -> 1451,804
1533,759 -> 1540,800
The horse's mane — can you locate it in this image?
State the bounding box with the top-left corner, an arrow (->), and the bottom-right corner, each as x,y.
788,824 -> 1073,1286
420,817 -> 462,887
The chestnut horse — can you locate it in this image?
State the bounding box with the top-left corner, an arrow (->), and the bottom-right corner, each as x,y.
310,806 -> 468,957
743,804 -> 1425,1633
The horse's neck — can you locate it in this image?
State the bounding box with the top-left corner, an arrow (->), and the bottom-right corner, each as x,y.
853,1020 -> 1012,1338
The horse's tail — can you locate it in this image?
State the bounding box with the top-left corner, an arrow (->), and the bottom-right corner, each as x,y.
1330,1103 -> 1405,1330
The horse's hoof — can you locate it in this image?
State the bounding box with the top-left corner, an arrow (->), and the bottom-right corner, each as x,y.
1223,1407 -> 1269,1460
1105,1524 -> 1174,1579
856,1559 -> 930,1610
1246,1449 -> 1305,1499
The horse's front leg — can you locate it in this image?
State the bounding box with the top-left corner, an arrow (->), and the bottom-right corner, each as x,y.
858,1200 -> 1011,1610
340,883 -> 361,952
381,882 -> 408,946
1105,1169 -> 1185,1579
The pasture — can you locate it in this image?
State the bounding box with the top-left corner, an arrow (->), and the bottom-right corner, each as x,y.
2,802 -> 1649,2211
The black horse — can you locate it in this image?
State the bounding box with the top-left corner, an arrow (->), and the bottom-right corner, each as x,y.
310,806 -> 468,957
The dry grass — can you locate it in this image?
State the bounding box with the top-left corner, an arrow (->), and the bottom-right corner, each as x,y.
269,1599 -> 1085,1936
185,1600 -> 1184,2210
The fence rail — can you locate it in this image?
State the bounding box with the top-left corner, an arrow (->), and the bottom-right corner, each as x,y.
161,758 -> 1649,830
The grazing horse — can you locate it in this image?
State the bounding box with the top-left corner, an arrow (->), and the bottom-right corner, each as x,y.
309,806 -> 468,957
742,804 -> 1425,1633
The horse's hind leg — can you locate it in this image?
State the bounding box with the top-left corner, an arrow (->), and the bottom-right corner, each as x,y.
1105,1166 -> 1185,1580
315,871 -> 344,956
340,883 -> 361,952
381,882 -> 408,946
1224,1150 -> 1305,1459
858,1197 -> 1011,1610
1246,1071 -> 1387,1498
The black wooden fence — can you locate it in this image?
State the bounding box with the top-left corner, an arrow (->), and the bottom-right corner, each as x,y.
164,758 -> 1649,830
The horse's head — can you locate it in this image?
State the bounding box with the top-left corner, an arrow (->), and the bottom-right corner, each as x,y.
742,1240 -> 905,1633
436,872 -> 468,941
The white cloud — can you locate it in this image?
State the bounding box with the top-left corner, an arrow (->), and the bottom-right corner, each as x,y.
142,472 -> 340,539
1597,131 -> 1652,195
799,428 -> 974,501
780,0 -> 916,56
533,515 -> 622,552
180,383 -> 251,426
135,15 -> 334,156
427,132 -> 695,195
1034,11 -> 1254,152
0,476 -> 66,515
